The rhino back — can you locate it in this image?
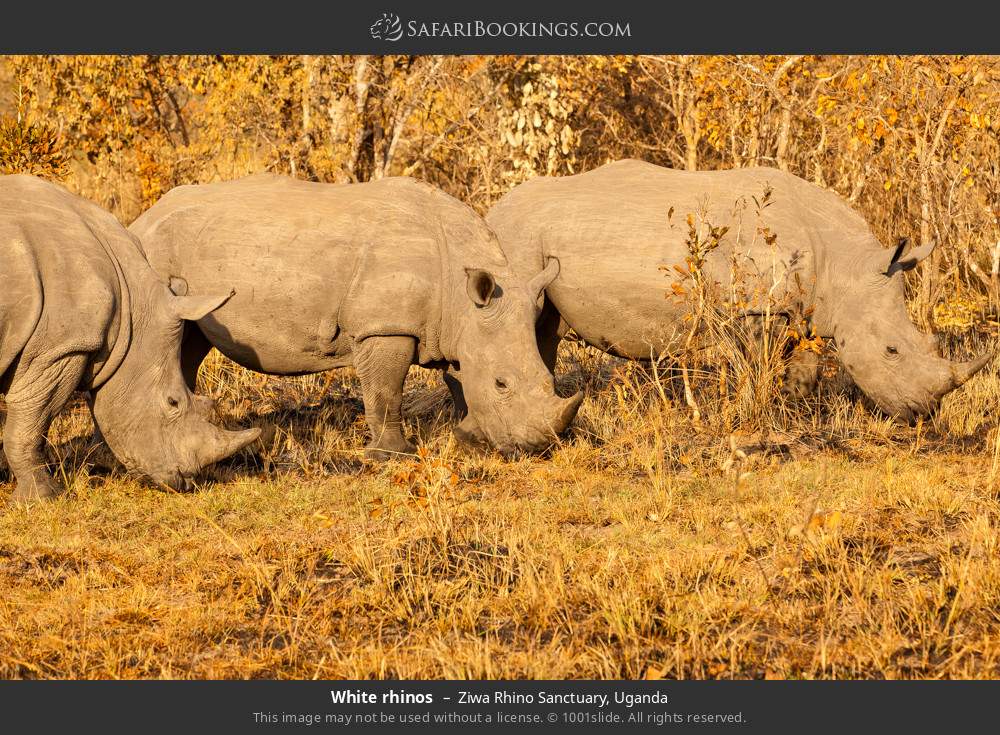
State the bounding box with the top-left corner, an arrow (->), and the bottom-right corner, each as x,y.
132,176 -> 474,373
1,175 -> 121,387
488,160 -> 868,356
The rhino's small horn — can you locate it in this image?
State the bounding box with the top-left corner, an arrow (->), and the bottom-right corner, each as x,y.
198,427 -> 261,468
527,257 -> 561,302
949,352 -> 995,389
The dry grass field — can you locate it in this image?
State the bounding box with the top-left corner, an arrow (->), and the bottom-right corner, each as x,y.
3,333 -> 1000,680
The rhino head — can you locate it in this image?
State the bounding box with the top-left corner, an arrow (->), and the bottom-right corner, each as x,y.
449,258 -> 583,454
90,284 -> 260,489
831,240 -> 993,421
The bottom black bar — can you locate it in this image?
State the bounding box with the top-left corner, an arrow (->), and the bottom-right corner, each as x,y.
0,680 -> 994,733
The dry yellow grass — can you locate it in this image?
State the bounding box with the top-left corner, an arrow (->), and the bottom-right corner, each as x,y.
2,341 -> 1000,680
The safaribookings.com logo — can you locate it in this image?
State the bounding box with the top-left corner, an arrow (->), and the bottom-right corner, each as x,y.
370,13 -> 404,41
370,13 -> 631,41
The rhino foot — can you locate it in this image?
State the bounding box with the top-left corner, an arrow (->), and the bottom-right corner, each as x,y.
364,438 -> 416,462
11,473 -> 62,503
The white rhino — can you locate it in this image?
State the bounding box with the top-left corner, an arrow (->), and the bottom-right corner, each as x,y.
483,159 -> 991,420
0,175 -> 260,501
130,174 -> 582,458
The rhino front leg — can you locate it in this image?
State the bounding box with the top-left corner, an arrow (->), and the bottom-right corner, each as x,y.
4,354 -> 89,502
354,335 -> 417,461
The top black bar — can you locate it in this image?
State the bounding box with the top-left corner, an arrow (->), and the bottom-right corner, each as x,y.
1,0 -> 999,54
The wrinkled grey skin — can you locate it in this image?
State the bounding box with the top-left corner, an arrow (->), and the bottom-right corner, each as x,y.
486,159 -> 992,421
0,175 -> 260,501
130,174 -> 582,458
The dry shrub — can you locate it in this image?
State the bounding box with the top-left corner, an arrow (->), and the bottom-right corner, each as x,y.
0,96 -> 67,180
586,193 -> 856,479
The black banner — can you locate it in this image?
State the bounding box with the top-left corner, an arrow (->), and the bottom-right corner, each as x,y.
0,680 -> 995,733
0,0 -> 998,53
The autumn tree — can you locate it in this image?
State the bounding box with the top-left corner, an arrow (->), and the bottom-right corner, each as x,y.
4,53 -> 999,330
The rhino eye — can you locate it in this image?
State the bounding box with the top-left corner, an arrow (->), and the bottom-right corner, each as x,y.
166,396 -> 180,408
495,377 -> 508,391
886,346 -> 899,355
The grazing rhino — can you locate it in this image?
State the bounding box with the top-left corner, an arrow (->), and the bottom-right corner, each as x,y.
130,174 -> 582,458
484,159 -> 992,421
0,175 -> 260,501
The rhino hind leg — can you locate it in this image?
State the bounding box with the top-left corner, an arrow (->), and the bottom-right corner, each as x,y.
5,353 -> 89,502
354,335 -> 417,461
180,324 -> 214,392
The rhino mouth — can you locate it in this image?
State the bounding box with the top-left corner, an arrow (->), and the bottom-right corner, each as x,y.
895,404 -> 935,425
147,469 -> 196,492
173,474 -> 196,492
453,415 -> 490,450
453,416 -> 565,457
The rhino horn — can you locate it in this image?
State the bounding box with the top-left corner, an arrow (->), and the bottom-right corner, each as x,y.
197,426 -> 261,468
949,352 -> 995,389
551,390 -> 584,434
527,257 -> 561,302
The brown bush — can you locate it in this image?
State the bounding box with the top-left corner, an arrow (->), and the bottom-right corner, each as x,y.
0,114 -> 67,180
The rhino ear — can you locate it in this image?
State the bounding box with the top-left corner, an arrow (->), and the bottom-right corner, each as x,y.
169,289 -> 235,322
465,268 -> 496,308
886,239 -> 935,277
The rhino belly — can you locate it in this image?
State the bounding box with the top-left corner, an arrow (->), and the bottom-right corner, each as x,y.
547,254 -> 687,359
198,307 -> 350,375
187,272 -> 350,376
144,222 -> 359,376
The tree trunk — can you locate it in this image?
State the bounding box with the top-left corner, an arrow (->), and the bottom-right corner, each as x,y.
775,106 -> 792,171
683,128 -> 698,171
916,90 -> 959,321
346,56 -> 371,181
301,55 -> 313,144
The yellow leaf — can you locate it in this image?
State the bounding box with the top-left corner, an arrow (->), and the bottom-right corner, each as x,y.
708,662 -> 729,677
643,665 -> 665,680
807,510 -> 843,533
